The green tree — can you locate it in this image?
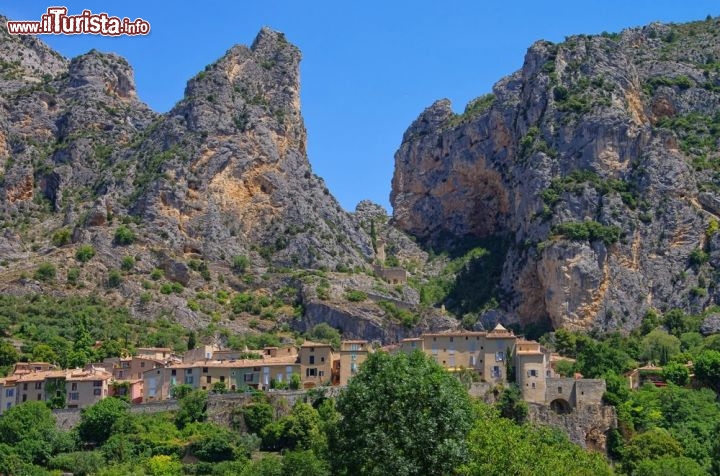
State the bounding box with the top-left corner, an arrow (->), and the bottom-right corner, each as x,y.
634,456 -> 706,476
641,329 -> 680,365
120,255 -> 135,271
175,389 -> 207,429
662,361 -> 690,386
281,449 -> 331,476
331,350 -> 473,476
243,402 -> 274,434
308,323 -> 341,350
622,427 -> 684,474
289,373 -> 301,390
460,403 -> 612,476
496,384 -> 528,423
0,340 -> 19,366
145,454 -> 182,476
77,397 -> 130,446
0,401 -> 59,465
283,401 -> 324,451
52,228 -> 72,247
693,349 -> 720,394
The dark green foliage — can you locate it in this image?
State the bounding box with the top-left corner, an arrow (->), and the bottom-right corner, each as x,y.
634,456 -> 706,476
460,403 -> 612,476
621,428 -> 684,474
331,351 -> 473,476
175,389 -> 208,429
113,225 -> 135,245
75,244 -> 95,263
693,350 -> 720,393
48,451 -> 104,476
663,362 -> 690,386
307,323 -> 341,349
344,289 -> 367,302
51,228 -> 72,247
553,220 -> 621,245
689,247 -> 709,266
377,300 -> 418,328
541,169 -> 639,214
496,384 -> 528,424
446,94 -> 495,127
232,254 -> 250,273
243,403 -> 274,434
655,112 -> 720,165
34,262 -> 56,281
418,235 -> 509,318
107,269 -> 122,288
120,256 -> 135,271
0,340 -> 19,366
77,398 -> 130,446
281,450 -> 331,476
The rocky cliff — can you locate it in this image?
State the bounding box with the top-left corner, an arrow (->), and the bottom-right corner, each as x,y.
392,18 -> 720,331
0,20 -> 392,337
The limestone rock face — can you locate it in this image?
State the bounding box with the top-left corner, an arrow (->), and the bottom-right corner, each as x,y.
392,19 -> 720,330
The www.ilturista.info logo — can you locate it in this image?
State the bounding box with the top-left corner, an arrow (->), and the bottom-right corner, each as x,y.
7,7 -> 150,36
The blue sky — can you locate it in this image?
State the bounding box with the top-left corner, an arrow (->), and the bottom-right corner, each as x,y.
3,2 -> 718,212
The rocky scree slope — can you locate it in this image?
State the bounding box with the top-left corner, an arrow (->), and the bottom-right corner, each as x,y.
392,18 -> 720,332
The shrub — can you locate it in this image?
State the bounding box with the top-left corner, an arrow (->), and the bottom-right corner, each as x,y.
345,289 -> 368,302
52,228 -> 72,247
64,268 -> 79,285
120,256 -> 134,271
232,255 -> 249,273
689,248 -> 709,266
75,244 -> 96,263
114,225 -> 135,245
34,262 -> 56,281
107,270 -> 122,288
150,268 -> 164,280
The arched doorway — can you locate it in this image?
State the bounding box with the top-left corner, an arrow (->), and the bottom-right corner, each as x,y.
550,398 -> 572,414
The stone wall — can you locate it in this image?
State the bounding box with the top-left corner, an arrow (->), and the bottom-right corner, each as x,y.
527,402 -> 617,452
53,388 -> 338,431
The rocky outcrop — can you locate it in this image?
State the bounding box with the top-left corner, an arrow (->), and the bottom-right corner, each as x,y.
392,19 -> 720,331
527,403 -> 617,452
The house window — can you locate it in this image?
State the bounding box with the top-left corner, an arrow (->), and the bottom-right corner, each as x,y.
558,386 -> 563,393
529,370 -> 538,377
35,382 -> 42,390
243,374 -> 254,382
318,371 -> 324,377
37,394 -> 42,400
71,383 -> 78,391
22,394 -> 27,402
5,389 -> 14,397
351,363 -> 358,374
206,376 -> 212,384
203,367 -> 208,373
320,357 -> 325,363
93,388 -> 102,396
118,371 -> 124,379
469,355 -> 476,366
306,368 -> 317,377
69,392 -> 79,401
171,369 -> 177,376
491,366 -> 501,378
184,376 -> 194,384
309,356 -> 315,365
350,344 -> 360,351
141,362 -> 145,368
219,376 -> 225,383
93,380 -> 102,387
186,369 -> 193,375
495,351 -> 504,362
22,383 -> 28,391
449,337 -> 454,343
532,383 -> 536,389
449,354 -> 455,367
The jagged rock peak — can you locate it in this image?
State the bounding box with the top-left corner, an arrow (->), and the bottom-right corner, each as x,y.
68,50 -> 138,99
401,99 -> 454,144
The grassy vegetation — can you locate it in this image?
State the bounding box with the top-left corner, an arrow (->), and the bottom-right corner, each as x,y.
446,94 -> 495,128
552,220 -> 621,245
413,235 -> 509,318
655,112 -> 720,170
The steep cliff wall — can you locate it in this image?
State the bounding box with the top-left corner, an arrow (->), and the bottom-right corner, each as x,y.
392,19 -> 720,331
